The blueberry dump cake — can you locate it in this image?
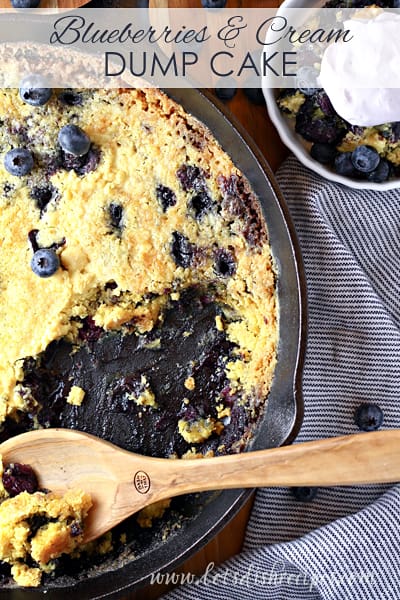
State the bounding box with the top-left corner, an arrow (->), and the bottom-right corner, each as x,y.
0,87 -> 277,586
277,2 -> 400,183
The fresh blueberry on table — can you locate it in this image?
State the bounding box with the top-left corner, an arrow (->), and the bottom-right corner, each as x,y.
31,248 -> 60,278
201,0 -> 227,7
58,124 -> 91,157
291,486 -> 318,502
310,142 -> 337,164
2,463 -> 38,497
215,87 -> 237,101
19,75 -> 51,106
11,0 -> 40,6
4,148 -> 34,177
351,145 -> 380,173
215,77 -> 237,101
354,403 -> 383,431
244,87 -> 265,106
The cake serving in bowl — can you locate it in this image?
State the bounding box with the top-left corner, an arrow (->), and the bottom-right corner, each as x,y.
264,0 -> 400,189
0,86 -> 278,586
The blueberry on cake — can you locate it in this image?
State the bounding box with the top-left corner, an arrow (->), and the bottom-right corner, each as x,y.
0,86 -> 277,585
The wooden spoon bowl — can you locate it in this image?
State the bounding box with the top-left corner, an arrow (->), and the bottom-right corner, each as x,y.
1,428 -> 399,543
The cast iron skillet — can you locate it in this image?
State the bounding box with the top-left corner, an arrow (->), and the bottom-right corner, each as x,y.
0,88 -> 306,599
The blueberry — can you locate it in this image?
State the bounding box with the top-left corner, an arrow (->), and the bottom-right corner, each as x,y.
334,152 -> 358,177
367,159 -> 390,183
19,75 -> 51,106
191,191 -> 213,218
58,91 -> 83,106
11,0 -> 40,7
28,515 -> 51,539
316,91 -> 335,116
295,98 -> 343,144
31,248 -> 60,278
214,248 -> 236,277
78,316 -> 104,343
4,148 -> 34,176
30,184 -> 57,213
156,185 -> 177,212
2,463 -> 38,497
62,145 -> 100,176
296,66 -> 320,96
310,143 -> 337,164
296,115 -> 342,145
171,232 -> 194,268
215,87 -> 237,101
243,87 -> 265,106
201,0 -> 226,7
58,124 -> 91,157
391,123 -> 400,142
297,47 -> 319,68
354,403 -> 383,431
291,486 -> 318,502
3,182 -> 13,197
28,229 -> 39,253
348,124 -> 365,137
351,145 -> 380,173
69,521 -> 83,537
108,202 -> 123,230
177,164 -> 207,192
215,78 -> 237,101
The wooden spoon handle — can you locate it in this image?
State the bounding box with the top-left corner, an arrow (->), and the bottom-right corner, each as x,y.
155,430 -> 400,500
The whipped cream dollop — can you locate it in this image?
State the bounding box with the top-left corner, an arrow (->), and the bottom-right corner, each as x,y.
319,12 -> 400,127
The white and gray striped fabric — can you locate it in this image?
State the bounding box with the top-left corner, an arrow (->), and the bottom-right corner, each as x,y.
162,156 -> 400,600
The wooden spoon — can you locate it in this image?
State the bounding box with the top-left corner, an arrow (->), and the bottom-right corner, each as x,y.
1,428 -> 399,543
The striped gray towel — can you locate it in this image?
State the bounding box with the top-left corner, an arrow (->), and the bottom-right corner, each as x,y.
162,156 -> 400,600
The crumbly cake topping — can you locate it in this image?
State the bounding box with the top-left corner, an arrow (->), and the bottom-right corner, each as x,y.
0,458 -> 91,588
0,87 -> 277,431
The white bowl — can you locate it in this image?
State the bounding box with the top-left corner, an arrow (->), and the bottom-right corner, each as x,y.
262,0 -> 400,190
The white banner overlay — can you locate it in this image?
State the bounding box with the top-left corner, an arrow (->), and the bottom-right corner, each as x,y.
0,7 -> 398,88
